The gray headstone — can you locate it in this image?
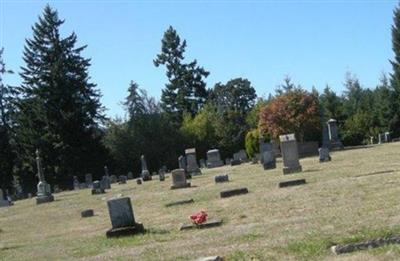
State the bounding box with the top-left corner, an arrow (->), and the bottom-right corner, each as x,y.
260,140 -> 276,170
199,159 -> 206,168
91,180 -> 105,194
101,175 -> 111,189
127,172 -> 133,180
185,148 -> 201,175
319,147 -> 331,162
327,119 -> 343,149
225,158 -> 231,165
118,175 -> 127,184
107,197 -> 135,229
215,174 -> 229,183
35,150 -> 54,204
233,150 -> 248,163
171,169 -> 190,189
279,134 -> 302,174
141,155 -> 151,181
85,173 -> 93,188
0,189 -> 10,207
110,175 -> 118,184
73,176 -> 80,190
158,169 -> 165,181
206,149 -> 224,168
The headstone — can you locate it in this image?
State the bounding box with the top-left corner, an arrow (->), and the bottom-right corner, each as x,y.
180,218 -> 223,230
101,175 -> 111,189
279,134 -> 302,174
185,148 -> 201,176
206,149 -> 224,168
230,159 -> 241,166
370,136 -> 374,145
140,155 -> 152,181
35,150 -> 54,204
110,175 -> 118,184
214,174 -> 229,183
91,180 -> 105,195
136,179 -> 142,185
81,209 -> 94,218
385,132 -> 391,142
165,198 -> 194,207
319,147 -> 331,162
278,179 -> 306,188
178,155 -> 187,171
233,150 -> 248,163
127,172 -> 133,180
158,169 -> 165,181
0,189 -> 10,207
171,169 -> 191,189
327,119 -> 344,149
79,183 -> 87,189
220,188 -> 248,198
53,185 -> 61,193
73,176 -> 80,190
106,197 -> 144,238
225,158 -> 231,165
85,173 -> 93,189
199,159 -> 206,169
260,140 -> 276,170
118,175 -> 127,184
378,133 -> 383,144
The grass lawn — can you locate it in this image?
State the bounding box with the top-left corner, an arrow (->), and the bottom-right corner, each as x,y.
2,143 -> 400,260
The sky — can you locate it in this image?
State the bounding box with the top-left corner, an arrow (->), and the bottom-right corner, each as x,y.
0,0 -> 398,118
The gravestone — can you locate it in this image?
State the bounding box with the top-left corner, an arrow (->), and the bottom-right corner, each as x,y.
385,132 -> 391,142
136,179 -> 142,185
279,134 -> 302,174
0,189 -> 10,207
319,147 -> 331,162
165,198 -> 194,207
127,172 -> 133,180
260,140 -> 276,170
35,150 -> 54,204
327,119 -> 344,150
104,165 -> 110,177
73,176 -> 80,190
220,187 -> 248,198
199,159 -> 206,169
140,155 -> 152,181
81,209 -> 94,218
118,175 -> 127,184
178,155 -> 187,171
206,149 -> 224,168
185,148 -> 201,176
171,169 -> 191,189
233,150 -> 248,163
91,181 -> 105,195
110,175 -> 118,184
230,159 -> 241,166
225,158 -> 231,165
101,175 -> 111,189
106,197 -> 144,238
54,185 -> 61,193
279,179 -> 306,188
158,169 -> 165,181
214,174 -> 229,183
85,173 -> 93,189
79,183 -> 87,189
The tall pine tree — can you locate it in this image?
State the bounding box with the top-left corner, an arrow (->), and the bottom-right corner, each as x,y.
154,26 -> 209,122
14,5 -> 107,190
390,3 -> 400,136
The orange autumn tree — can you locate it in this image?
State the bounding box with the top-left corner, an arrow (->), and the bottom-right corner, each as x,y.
258,89 -> 321,142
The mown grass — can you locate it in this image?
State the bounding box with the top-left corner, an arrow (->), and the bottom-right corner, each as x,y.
2,143 -> 400,260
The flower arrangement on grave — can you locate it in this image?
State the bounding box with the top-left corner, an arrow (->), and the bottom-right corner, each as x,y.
190,210 -> 208,225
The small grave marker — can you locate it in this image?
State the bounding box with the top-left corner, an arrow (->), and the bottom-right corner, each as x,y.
220,188 -> 248,198
278,179 -> 306,188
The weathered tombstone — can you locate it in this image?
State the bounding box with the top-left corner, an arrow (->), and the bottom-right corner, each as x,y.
225,158 -> 231,165
35,150 -> 54,204
327,119 -> 344,149
0,189 -> 10,207
140,155 -> 152,181
230,159 -> 241,166
110,175 -> 118,184
220,187 -> 248,198
237,150 -> 248,162
85,173 -> 93,189
385,132 -> 391,142
136,179 -> 142,185
279,134 -> 302,174
101,175 -> 111,189
185,148 -> 201,176
370,136 -> 374,145
214,174 -> 229,183
171,169 -> 191,189
199,159 -> 206,169
206,149 -> 224,168
91,180 -> 105,195
73,176 -> 80,190
158,169 -> 165,181
378,133 -> 383,144
118,175 -> 127,184
106,197 -> 144,238
319,147 -> 331,162
278,179 -> 306,188
178,155 -> 187,171
127,172 -> 133,180
81,209 -> 94,218
260,140 -> 276,170
104,165 -> 110,177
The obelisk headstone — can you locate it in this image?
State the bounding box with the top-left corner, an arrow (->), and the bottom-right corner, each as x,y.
35,149 -> 54,204
141,155 -> 151,181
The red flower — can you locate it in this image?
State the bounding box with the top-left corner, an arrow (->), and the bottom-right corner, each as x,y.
190,211 -> 208,225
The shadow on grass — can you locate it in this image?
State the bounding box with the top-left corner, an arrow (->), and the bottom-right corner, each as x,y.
303,169 -> 321,173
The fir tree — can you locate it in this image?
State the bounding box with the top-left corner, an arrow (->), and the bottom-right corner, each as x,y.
14,5 -> 106,189
390,3 -> 400,136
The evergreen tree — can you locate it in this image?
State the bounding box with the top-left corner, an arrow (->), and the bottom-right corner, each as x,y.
0,48 -> 15,193
154,26 -> 209,120
14,5 -> 107,190
123,81 -> 146,121
390,3 -> 400,136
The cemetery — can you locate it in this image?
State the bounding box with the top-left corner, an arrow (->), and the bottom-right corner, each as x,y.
2,142 -> 400,260
3,2 -> 400,261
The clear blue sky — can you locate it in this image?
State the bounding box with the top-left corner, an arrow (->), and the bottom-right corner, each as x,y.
1,0 -> 397,118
